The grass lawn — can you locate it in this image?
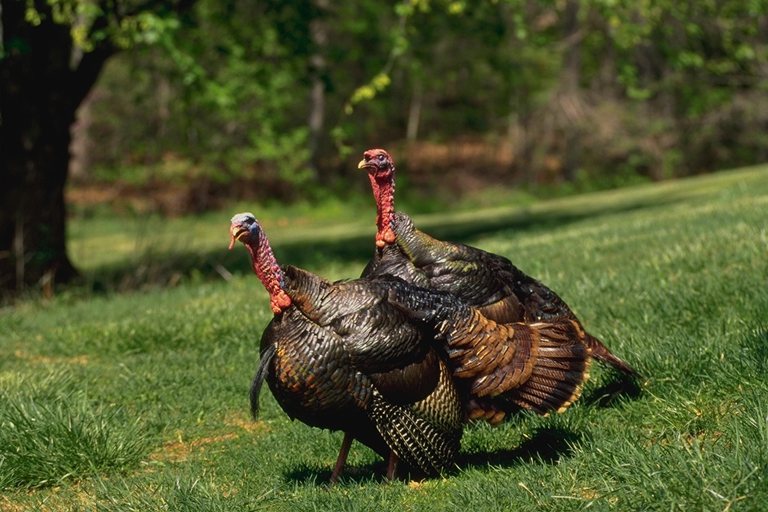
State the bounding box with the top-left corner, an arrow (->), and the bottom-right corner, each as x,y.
1,165 -> 767,511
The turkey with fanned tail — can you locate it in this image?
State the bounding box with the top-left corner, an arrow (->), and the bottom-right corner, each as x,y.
357,148 -> 637,421
230,212 -> 592,480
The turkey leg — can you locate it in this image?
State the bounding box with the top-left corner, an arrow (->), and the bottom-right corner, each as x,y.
385,451 -> 399,480
330,432 -> 353,484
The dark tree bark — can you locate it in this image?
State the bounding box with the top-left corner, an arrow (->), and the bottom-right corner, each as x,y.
1,0 -> 114,293
0,0 -> 195,295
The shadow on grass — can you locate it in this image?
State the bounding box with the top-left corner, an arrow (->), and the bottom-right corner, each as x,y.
84,192 -> 683,293
283,427 -> 580,486
283,461 -> 388,486
457,426 -> 581,469
581,371 -> 643,408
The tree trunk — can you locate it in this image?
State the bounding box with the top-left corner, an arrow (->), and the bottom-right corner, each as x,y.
559,0 -> 583,183
406,77 -> 423,143
0,0 -> 112,294
70,91 -> 94,181
308,0 -> 330,178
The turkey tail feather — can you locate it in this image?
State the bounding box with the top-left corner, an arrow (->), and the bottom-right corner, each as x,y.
507,326 -> 592,414
250,343 -> 276,419
583,332 -> 639,377
444,316 -> 592,416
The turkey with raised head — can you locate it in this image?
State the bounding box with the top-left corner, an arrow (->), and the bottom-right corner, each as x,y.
229,212 -> 464,482
357,148 -> 638,381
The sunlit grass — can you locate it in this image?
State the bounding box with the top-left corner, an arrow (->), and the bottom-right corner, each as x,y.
0,371 -> 151,490
1,164 -> 767,510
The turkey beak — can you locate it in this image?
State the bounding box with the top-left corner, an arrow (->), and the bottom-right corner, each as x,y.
228,225 -> 248,250
357,159 -> 372,171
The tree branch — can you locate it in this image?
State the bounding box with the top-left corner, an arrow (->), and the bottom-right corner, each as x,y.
70,44 -> 115,110
69,0 -> 199,110
68,0 -> 116,110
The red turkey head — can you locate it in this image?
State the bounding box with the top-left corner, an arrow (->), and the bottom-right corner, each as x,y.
358,148 -> 397,248
229,212 -> 260,250
357,148 -> 395,178
228,212 -> 292,314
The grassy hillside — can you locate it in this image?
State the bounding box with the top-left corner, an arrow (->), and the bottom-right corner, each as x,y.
1,166 -> 767,511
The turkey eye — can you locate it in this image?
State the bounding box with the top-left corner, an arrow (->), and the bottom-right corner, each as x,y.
377,155 -> 385,162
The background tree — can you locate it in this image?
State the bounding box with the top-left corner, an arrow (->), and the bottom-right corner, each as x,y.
0,0 -> 196,293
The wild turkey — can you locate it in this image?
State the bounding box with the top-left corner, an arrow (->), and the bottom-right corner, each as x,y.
229,212 -> 464,481
230,212 -> 592,479
357,148 -> 638,388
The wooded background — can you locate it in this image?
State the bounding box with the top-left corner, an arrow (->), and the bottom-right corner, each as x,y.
2,0 -> 768,291
72,0 -> 768,209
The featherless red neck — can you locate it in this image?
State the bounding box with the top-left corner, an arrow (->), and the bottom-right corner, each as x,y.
247,235 -> 292,315
358,148 -> 397,248
230,213 -> 292,314
368,172 -> 396,248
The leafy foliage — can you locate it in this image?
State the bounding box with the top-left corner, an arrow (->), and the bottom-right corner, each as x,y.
64,0 -> 768,207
